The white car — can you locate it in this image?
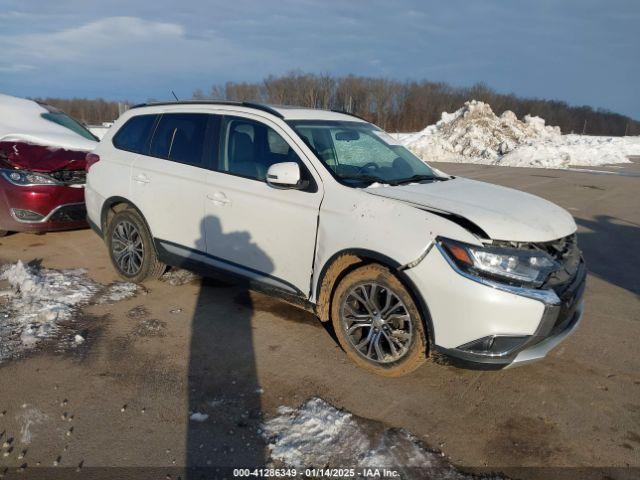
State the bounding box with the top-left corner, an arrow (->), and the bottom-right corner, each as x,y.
85,102 -> 585,376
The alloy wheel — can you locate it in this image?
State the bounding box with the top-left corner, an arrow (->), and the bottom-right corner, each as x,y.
340,282 -> 413,364
111,220 -> 144,276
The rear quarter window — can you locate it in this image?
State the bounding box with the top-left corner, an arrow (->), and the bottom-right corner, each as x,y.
112,114 -> 158,154
149,113 -> 212,167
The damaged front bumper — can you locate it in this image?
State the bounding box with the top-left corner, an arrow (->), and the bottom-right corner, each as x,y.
404,240 -> 586,369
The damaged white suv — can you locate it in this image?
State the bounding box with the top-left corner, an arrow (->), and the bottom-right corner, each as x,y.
86,102 -> 585,376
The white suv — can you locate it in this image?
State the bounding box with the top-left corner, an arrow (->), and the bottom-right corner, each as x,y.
85,102 -> 585,376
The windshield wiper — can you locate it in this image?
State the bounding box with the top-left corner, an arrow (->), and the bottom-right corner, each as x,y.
392,174 -> 442,186
339,174 -> 388,186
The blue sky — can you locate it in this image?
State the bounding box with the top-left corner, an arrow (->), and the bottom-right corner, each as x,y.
0,0 -> 638,118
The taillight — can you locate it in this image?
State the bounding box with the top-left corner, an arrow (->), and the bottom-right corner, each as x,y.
86,152 -> 100,172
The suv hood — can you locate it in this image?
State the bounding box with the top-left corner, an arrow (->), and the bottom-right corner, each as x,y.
368,177 -> 576,242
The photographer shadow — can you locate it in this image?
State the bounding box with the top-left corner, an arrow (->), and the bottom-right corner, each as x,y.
183,216 -> 273,476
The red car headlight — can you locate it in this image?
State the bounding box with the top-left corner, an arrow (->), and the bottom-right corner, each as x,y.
1,169 -> 59,186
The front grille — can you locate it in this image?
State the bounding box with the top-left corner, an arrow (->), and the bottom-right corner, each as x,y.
536,234 -> 583,292
551,261 -> 586,334
49,204 -> 86,223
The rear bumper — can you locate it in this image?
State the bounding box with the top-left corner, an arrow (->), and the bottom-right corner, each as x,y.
0,177 -> 87,233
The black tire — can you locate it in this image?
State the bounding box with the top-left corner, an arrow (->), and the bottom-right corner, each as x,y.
105,208 -> 166,283
331,263 -> 427,377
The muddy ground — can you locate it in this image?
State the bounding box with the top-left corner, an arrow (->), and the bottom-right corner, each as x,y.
0,162 -> 638,479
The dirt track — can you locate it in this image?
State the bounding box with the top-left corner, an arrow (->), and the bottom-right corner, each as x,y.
0,162 -> 638,479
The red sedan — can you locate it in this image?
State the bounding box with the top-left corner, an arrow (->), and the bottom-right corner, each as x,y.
0,95 -> 98,236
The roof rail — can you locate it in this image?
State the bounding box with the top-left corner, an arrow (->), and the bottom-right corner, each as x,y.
330,109 -> 368,122
129,100 -> 285,119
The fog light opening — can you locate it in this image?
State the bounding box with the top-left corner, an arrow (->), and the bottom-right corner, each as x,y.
11,208 -> 44,222
458,335 -> 529,356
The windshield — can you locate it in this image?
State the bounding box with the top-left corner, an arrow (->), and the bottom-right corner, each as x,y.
41,111 -> 98,142
288,120 -> 441,187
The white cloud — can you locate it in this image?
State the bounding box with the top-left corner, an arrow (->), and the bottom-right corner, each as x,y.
0,15 -> 291,83
0,64 -> 36,73
0,17 -> 185,62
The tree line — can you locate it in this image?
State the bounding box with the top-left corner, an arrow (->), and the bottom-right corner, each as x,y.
32,97 -> 126,126
36,73 -> 639,135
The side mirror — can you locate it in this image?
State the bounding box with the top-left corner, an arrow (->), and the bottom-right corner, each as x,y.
266,162 -> 303,189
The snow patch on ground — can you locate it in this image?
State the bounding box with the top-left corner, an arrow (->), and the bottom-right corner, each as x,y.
17,404 -> 48,444
0,261 -> 137,362
263,397 -> 503,479
190,412 -> 209,422
95,282 -> 138,304
161,268 -> 200,286
398,100 -> 640,169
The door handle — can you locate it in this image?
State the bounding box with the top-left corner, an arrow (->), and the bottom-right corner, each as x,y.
207,192 -> 231,206
133,173 -> 150,184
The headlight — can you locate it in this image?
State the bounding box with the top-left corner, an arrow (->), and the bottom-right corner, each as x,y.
1,169 -> 58,185
439,237 -> 560,287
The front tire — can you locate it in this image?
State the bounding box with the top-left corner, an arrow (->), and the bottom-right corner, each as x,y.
331,264 -> 427,377
105,208 -> 166,283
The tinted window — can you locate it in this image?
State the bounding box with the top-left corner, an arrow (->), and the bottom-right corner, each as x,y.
113,114 -> 157,154
150,113 -> 211,167
219,117 -> 303,182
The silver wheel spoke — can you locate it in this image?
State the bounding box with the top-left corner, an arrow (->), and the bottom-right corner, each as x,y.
372,331 -> 384,360
368,284 -> 380,312
347,321 -> 372,335
356,328 -> 374,350
344,304 -> 370,320
366,331 -> 379,357
351,291 -> 373,315
381,330 -> 398,357
387,313 -> 410,325
382,300 -> 402,318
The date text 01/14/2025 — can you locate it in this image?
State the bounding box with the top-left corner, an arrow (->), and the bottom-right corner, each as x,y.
232,468 -> 401,478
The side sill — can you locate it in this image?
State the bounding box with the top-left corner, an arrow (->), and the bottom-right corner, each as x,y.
154,239 -> 315,314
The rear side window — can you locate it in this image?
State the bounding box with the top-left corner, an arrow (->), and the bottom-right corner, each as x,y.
150,113 -> 212,167
112,114 -> 158,154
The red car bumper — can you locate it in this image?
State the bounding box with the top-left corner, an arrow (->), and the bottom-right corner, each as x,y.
0,176 -> 87,233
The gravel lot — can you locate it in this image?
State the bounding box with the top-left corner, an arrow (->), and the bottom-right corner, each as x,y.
0,161 -> 638,479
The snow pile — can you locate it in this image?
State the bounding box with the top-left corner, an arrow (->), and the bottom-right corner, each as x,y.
399,100 -> 640,168
499,134 -> 640,168
0,93 -> 96,150
263,397 -> 503,479
0,261 -> 137,362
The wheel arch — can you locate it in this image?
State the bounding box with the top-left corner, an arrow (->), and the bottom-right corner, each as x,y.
100,196 -> 158,259
101,196 -> 146,232
314,248 -> 435,348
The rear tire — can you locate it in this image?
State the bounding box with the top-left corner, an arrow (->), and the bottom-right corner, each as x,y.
105,208 -> 166,283
331,263 -> 427,377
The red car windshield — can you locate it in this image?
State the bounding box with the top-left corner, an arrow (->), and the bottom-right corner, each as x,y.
40,107 -> 98,142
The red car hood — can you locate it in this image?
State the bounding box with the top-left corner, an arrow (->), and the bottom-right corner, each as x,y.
0,141 -> 87,172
